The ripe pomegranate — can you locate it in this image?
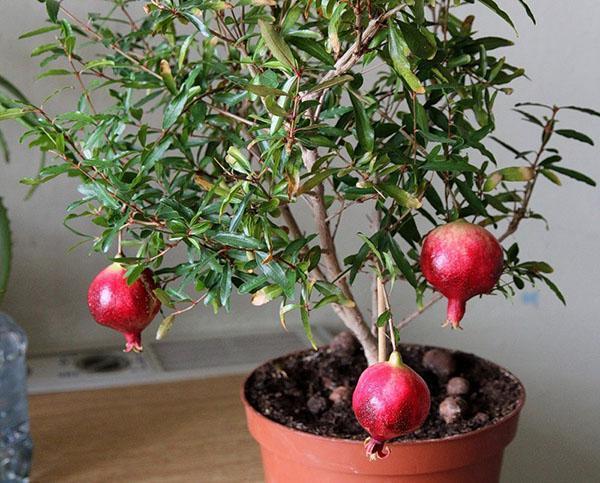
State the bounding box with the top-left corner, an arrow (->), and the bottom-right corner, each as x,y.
352,351 -> 431,460
420,219 -> 503,328
87,263 -> 161,352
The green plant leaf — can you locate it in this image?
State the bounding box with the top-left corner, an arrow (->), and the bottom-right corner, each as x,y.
258,19 -> 298,70
349,91 -> 374,152
477,0 -> 516,31
0,197 -> 11,303
547,166 -> 596,186
378,183 -> 422,209
46,0 -> 60,23
309,74 -> 353,93
388,20 -> 425,94
555,129 -> 594,146
298,168 -> 339,195
213,233 -> 264,250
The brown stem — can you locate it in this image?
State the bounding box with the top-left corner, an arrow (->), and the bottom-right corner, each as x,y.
300,147 -> 377,365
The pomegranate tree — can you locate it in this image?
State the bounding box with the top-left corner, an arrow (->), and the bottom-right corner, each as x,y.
1,0 -> 596,455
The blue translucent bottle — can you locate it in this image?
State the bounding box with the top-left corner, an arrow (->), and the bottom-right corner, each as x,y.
0,313 -> 32,482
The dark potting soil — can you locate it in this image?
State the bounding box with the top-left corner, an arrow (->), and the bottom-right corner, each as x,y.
244,335 -> 524,441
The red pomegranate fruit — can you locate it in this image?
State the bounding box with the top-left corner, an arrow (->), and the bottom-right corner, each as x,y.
352,351 -> 431,460
87,263 -> 161,352
420,219 -> 503,328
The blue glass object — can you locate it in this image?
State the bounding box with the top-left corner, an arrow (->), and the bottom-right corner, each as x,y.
0,312 -> 32,482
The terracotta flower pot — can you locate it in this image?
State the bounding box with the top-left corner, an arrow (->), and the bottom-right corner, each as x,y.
242,348 -> 525,483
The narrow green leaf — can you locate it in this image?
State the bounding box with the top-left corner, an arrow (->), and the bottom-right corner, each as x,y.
36,69 -> 71,80
477,0 -> 516,31
517,0 -> 536,24
245,84 -> 288,97
213,232 -> 264,250
300,297 -> 318,350
309,74 -> 353,93
298,168 -> 339,195
46,0 -> 60,23
555,129 -> 594,146
398,21 -> 436,60
349,91 -> 374,152
19,25 -> 60,39
454,178 -> 488,216
388,21 -> 425,94
561,105 -> 600,118
258,20 -> 298,70
163,90 -> 188,129
0,198 -> 11,303
388,236 -> 417,287
376,310 -> 391,328
378,183 -> 422,209
540,275 -> 566,305
547,166 -> 596,186
483,166 -> 534,191
156,314 -> 176,341
288,37 -> 334,65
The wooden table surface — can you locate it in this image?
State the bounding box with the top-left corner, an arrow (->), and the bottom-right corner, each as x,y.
29,376 -> 264,482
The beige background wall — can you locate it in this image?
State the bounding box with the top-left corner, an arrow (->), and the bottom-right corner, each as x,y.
1,1 -> 599,481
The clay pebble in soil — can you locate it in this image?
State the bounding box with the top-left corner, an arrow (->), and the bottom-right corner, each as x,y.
447,376 -> 470,396
245,341 -> 523,441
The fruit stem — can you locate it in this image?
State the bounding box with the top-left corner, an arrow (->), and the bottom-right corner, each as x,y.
388,350 -> 403,367
376,277 -> 387,363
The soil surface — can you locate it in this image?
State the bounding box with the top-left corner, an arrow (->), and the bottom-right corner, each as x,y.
245,335 -> 524,441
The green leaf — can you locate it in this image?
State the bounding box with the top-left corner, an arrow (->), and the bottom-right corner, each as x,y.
225,146 -> 252,174
388,21 -> 425,94
288,37 -> 334,65
398,21 -> 436,60
309,74 -> 353,93
483,166 -> 535,191
213,233 -> 264,250
46,0 -> 60,23
77,183 -> 120,210
547,166 -> 596,186
477,0 -> 516,31
153,288 -> 175,309
555,129 -> 594,146
376,310 -> 391,328
349,91 -> 374,152
245,84 -> 288,98
300,296 -> 317,350
258,20 -> 298,70
0,108 -> 28,121
37,69 -> 71,80
421,160 -> 478,172
0,198 -> 11,303
298,168 -> 338,195
19,25 -> 61,39
561,105 -> 600,118
517,0 -> 536,24
163,90 -> 188,129
378,183 -> 422,209
156,314 -> 176,341
388,236 -> 417,287
540,275 -> 566,305
454,178 -> 488,216
0,75 -> 31,103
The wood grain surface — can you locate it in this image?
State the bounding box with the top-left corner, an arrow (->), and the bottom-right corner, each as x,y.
29,375 -> 264,482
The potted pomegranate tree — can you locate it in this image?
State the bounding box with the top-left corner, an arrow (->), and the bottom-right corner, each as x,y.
2,0 -> 597,480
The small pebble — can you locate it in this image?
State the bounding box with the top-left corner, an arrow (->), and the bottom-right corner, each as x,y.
328,386 -> 352,405
472,412 -> 490,425
439,396 -> 467,424
447,377 -> 470,396
307,395 -> 328,415
422,348 -> 456,378
329,331 -> 360,355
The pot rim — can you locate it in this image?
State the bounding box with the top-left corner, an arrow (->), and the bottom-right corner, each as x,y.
241,342 -> 526,447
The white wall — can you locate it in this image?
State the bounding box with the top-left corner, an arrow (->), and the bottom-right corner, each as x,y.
1,1 -> 599,481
